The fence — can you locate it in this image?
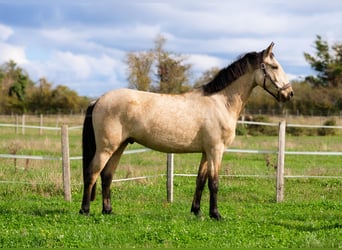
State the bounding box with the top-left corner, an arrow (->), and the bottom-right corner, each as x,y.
0,117 -> 342,203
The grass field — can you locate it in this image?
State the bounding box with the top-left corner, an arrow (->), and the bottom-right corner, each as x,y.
0,115 -> 341,248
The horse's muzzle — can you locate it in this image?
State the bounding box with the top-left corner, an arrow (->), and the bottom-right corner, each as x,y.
279,86 -> 294,102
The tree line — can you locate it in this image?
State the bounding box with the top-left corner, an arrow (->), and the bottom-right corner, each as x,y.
0,61 -> 90,114
1,35 -> 341,115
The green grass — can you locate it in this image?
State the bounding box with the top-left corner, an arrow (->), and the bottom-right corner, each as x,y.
0,178 -> 341,248
0,116 -> 341,247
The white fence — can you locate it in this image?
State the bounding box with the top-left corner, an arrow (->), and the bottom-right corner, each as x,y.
0,119 -> 341,202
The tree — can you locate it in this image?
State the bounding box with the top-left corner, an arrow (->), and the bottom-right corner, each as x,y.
27,78 -> 53,113
51,85 -> 80,113
125,34 -> 192,94
0,60 -> 91,114
304,35 -> 342,87
0,60 -> 33,113
125,51 -> 153,91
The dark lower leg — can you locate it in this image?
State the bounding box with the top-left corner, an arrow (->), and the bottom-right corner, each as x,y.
100,141 -> 128,215
191,173 -> 207,216
208,177 -> 221,220
80,179 -> 95,215
191,154 -> 207,216
101,172 -> 113,214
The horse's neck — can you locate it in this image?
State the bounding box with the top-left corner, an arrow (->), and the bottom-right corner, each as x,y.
220,73 -> 256,119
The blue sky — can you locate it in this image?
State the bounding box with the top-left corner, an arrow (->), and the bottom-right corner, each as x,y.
0,0 -> 342,97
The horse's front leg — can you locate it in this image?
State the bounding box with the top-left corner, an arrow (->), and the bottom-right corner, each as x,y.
207,146 -> 224,220
191,153 -> 207,217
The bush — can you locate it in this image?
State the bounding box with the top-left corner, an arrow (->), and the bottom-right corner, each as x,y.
317,118 -> 337,136
236,123 -> 248,136
246,116 -> 278,136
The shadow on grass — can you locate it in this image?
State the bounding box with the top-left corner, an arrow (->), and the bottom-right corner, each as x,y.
274,221 -> 342,232
0,199 -> 73,217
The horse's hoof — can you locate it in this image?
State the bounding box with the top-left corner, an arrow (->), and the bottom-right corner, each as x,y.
210,212 -> 223,221
102,209 -> 112,215
191,209 -> 202,218
191,211 -> 203,219
79,209 -> 89,215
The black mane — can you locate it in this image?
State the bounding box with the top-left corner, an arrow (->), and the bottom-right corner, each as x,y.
202,51 -> 262,94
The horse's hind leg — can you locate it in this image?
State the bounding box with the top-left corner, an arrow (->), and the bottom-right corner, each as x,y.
101,141 -> 129,214
191,153 -> 207,217
80,151 -> 112,215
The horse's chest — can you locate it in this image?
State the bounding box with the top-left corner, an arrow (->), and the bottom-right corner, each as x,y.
219,120 -> 237,146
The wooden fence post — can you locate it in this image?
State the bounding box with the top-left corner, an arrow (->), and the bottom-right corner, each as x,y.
61,124 -> 72,201
22,114 -> 25,135
276,120 -> 286,202
15,115 -> 19,134
166,153 -> 174,202
39,114 -> 43,136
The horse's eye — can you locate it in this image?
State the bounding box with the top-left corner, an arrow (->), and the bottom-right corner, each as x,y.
271,65 -> 278,70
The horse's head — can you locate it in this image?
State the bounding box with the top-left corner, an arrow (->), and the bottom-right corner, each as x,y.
254,43 -> 294,102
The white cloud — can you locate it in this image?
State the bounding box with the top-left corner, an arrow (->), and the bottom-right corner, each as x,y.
0,24 -> 13,41
186,54 -> 224,72
40,27 -> 85,45
25,50 -> 126,96
0,24 -> 28,64
0,43 -> 27,64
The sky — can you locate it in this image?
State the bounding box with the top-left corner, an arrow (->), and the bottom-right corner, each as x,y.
0,0 -> 342,97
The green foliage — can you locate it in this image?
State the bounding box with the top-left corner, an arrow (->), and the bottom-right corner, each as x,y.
242,116 -> 278,136
125,51 -> 153,91
247,80 -> 342,116
304,35 -> 342,87
0,62 -> 91,114
317,118 -> 337,136
0,60 -> 34,113
125,34 -> 192,94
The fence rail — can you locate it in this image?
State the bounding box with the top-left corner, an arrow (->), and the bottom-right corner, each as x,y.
0,119 -> 341,202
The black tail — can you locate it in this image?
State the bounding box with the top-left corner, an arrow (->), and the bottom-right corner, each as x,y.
82,101 -> 97,201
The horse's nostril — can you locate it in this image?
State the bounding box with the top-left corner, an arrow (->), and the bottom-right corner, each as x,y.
290,91 -> 294,98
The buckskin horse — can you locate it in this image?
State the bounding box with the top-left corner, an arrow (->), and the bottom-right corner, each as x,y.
80,43 -> 293,220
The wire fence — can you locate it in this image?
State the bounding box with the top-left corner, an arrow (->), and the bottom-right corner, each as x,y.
1,119 -> 341,166
0,118 -> 341,201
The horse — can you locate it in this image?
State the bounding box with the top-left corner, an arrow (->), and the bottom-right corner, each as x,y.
79,42 -> 293,220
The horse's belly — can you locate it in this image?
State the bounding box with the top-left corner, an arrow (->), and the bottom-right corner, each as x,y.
137,140 -> 202,153
132,125 -> 203,153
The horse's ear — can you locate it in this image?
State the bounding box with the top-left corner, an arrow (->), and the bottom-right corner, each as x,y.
264,42 -> 275,58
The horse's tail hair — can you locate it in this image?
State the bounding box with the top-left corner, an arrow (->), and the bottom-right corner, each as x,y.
82,101 -> 97,201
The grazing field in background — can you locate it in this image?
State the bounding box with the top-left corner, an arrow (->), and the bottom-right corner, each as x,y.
0,115 -> 341,248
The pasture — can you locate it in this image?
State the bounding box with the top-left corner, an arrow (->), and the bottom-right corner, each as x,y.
0,115 -> 341,248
